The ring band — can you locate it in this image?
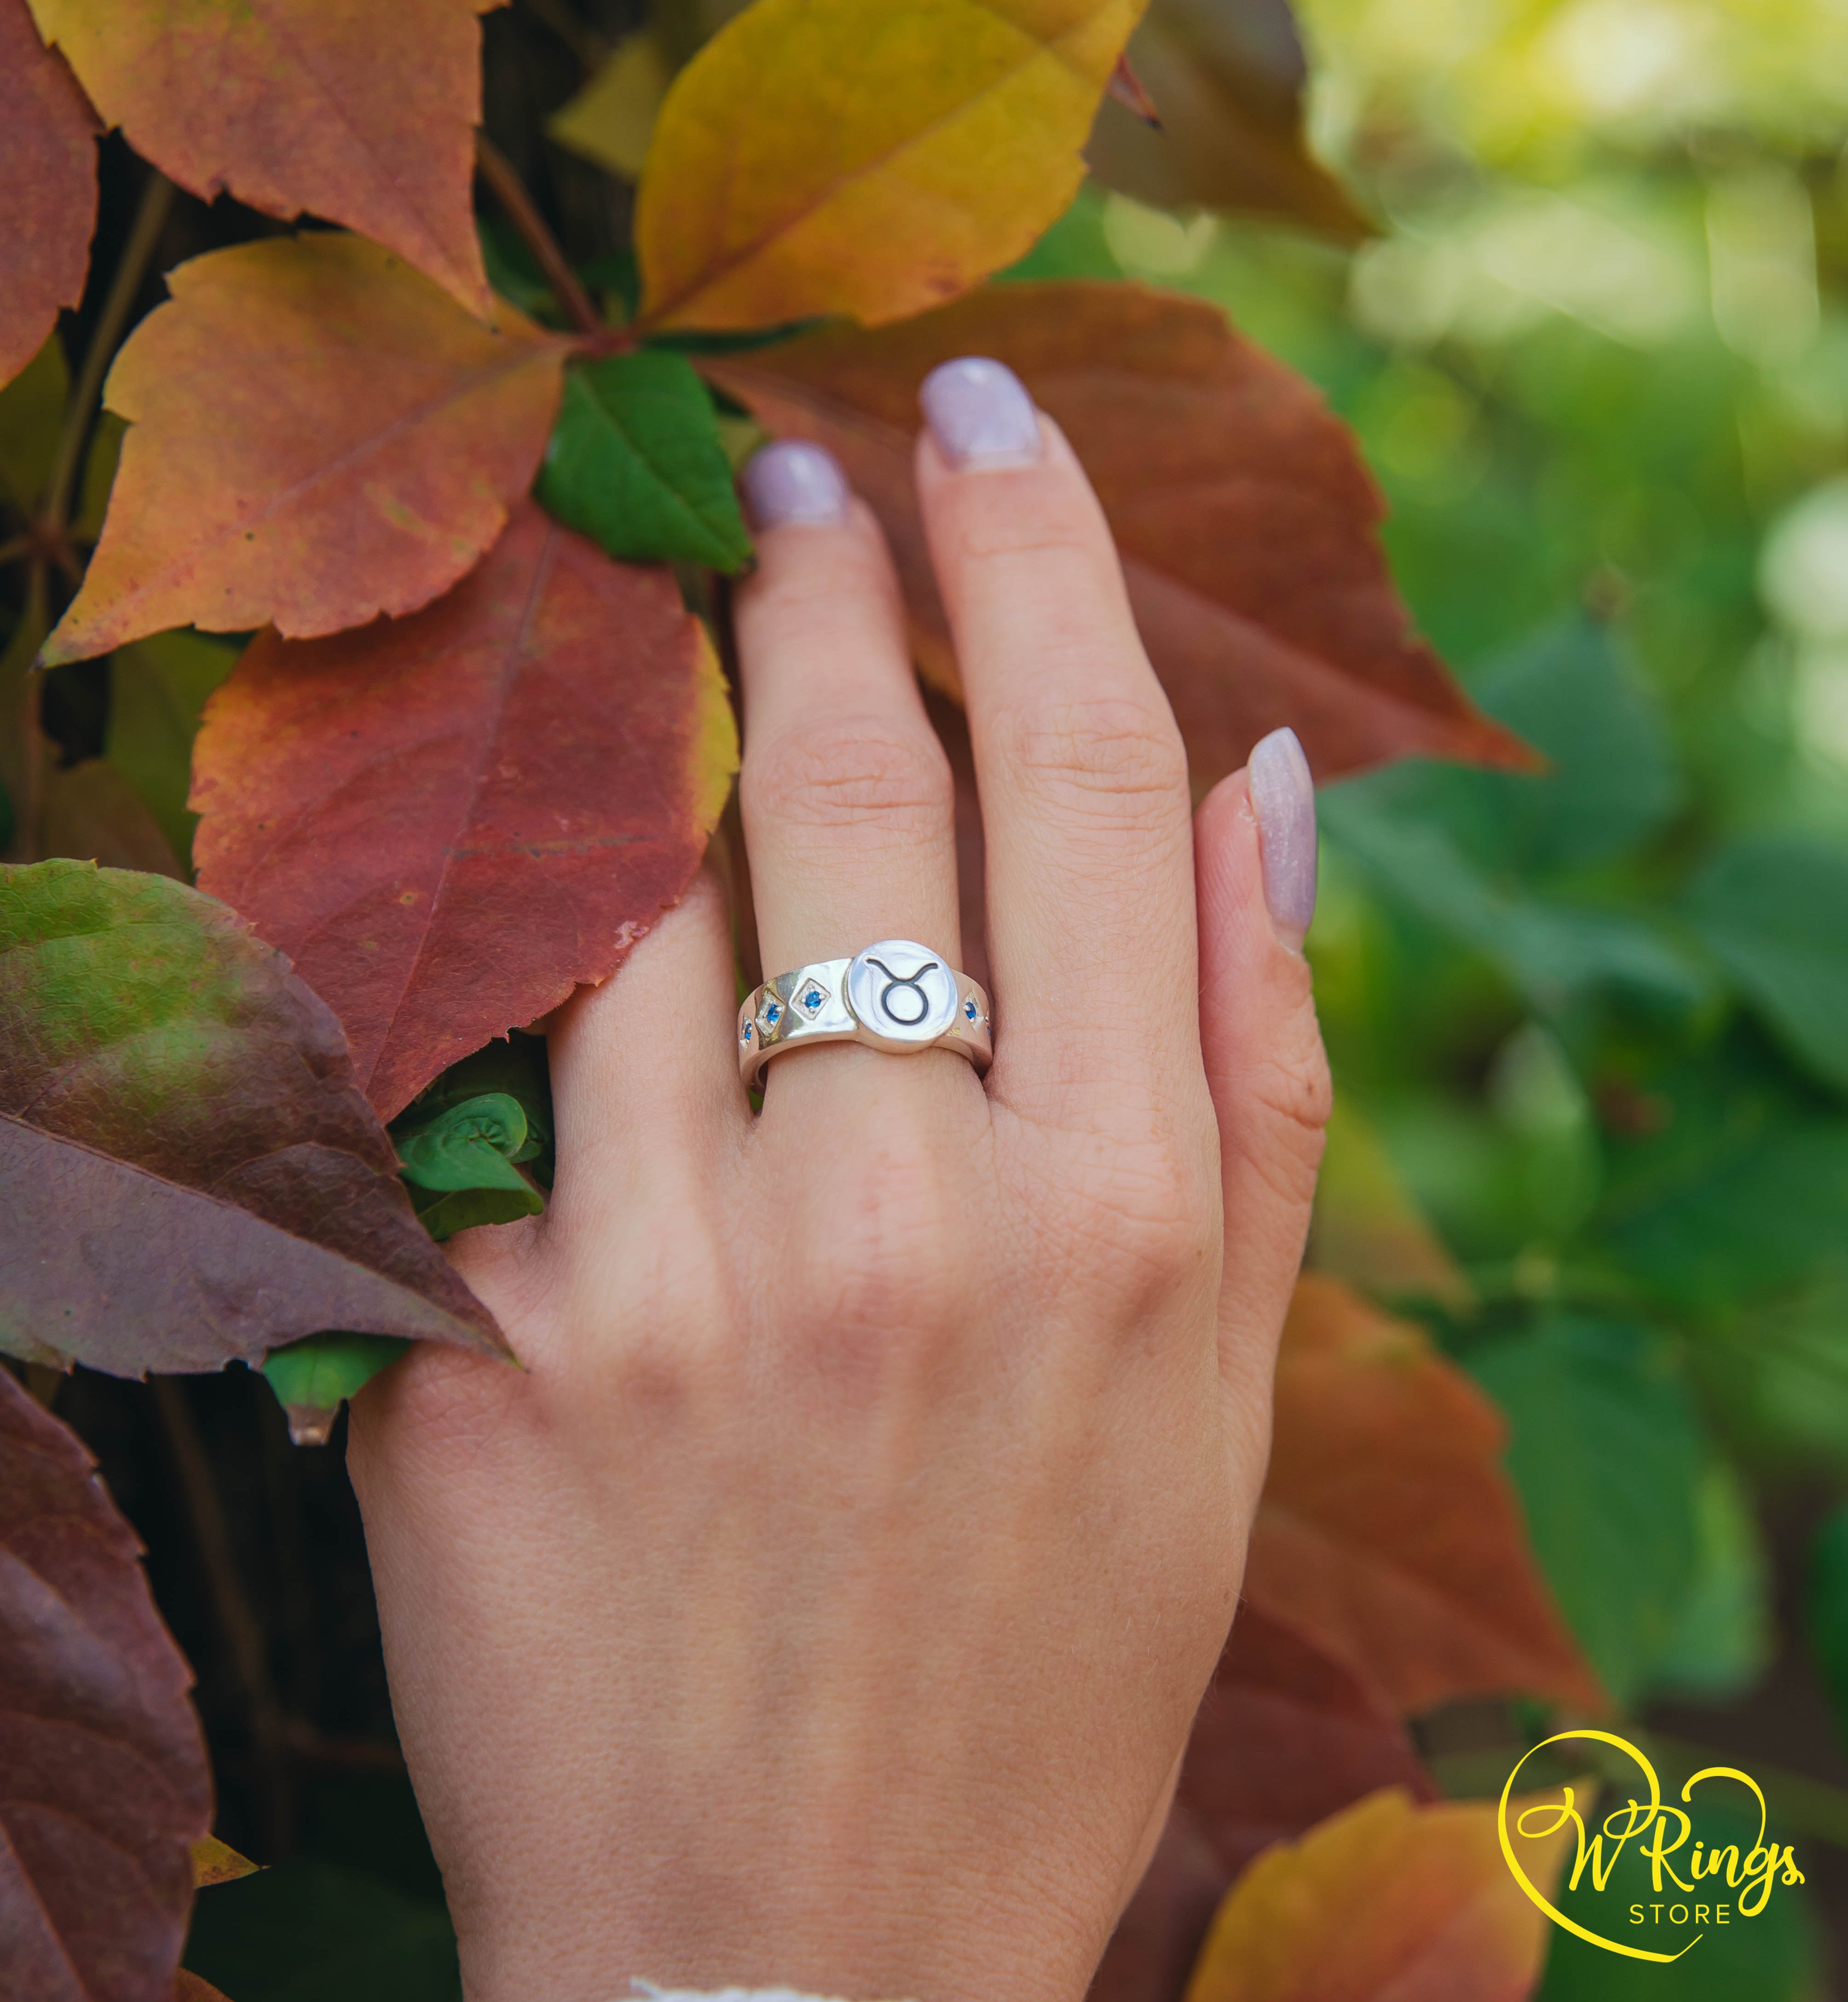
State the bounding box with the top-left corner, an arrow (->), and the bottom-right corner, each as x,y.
739,938 -> 992,1087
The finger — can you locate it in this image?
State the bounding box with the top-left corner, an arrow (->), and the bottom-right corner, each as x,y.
913,360 -> 1196,1103
1195,730 -> 1330,1466
542,860 -> 745,1224
733,441 -> 965,1095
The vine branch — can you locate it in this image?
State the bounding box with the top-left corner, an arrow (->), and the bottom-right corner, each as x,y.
474,132 -> 602,337
44,168 -> 174,539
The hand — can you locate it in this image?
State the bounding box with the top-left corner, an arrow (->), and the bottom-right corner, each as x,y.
346,355 -> 1329,2002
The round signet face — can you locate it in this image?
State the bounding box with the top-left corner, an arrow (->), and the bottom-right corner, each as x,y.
844,939 -> 959,1049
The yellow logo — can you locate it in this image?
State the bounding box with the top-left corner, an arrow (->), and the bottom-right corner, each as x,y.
1498,1729 -> 1805,1962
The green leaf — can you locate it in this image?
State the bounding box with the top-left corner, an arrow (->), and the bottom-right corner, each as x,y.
0,859 -> 507,1374
409,1181 -> 545,1242
1468,1316 -> 1705,1709
391,1030 -> 554,1187
0,333 -> 67,515
184,1860 -> 459,2002
389,1033 -> 553,1242
396,1091 -> 533,1193
1682,834 -> 1848,1096
1325,617 -> 1681,878
1470,619 -> 1682,872
536,350 -> 752,572
1319,787 -> 1712,1019
1650,1457 -> 1773,1704
105,630 -> 239,866
1594,1047 -> 1848,1311
476,217 -> 560,324
260,1332 -> 410,1444
1807,1502 -> 1848,1755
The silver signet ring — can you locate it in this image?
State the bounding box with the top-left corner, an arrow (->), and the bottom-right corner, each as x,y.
738,939 -> 992,1086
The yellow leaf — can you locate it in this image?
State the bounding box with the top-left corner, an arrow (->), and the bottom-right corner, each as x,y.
1308,1095 -> 1472,1308
549,29 -> 673,182
635,0 -> 1148,331
1186,1787 -> 1570,2002
190,1833 -> 261,1888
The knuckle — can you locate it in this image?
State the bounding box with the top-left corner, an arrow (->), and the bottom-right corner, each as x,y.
745,714 -> 953,842
991,696 -> 1189,833
1064,1120 -> 1221,1295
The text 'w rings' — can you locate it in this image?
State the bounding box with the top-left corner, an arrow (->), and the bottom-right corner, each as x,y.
738,939 -> 992,1087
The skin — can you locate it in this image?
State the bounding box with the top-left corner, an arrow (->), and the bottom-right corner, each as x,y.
347,416 -> 1331,2002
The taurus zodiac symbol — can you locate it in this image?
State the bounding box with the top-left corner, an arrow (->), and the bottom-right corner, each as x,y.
865,955 -> 939,1026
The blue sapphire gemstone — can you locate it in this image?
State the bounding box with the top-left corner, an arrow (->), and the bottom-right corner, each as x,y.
766,1003 -> 782,1024
964,999 -> 979,1021
804,989 -> 823,1009
741,1023 -> 753,1042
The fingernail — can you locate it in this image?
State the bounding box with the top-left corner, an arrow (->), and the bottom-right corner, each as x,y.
740,440 -> 850,528
919,356 -> 1043,468
1248,727 -> 1317,951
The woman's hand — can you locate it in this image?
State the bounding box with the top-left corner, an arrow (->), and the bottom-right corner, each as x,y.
346,356 -> 1329,2002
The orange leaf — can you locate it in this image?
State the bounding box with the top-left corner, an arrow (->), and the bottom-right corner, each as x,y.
1307,1095 -> 1472,1309
635,0 -> 1146,331
0,0 -> 95,391
26,0 -> 494,316
42,235 -> 567,667
1245,1276 -> 1604,1716
1184,1787 -> 1569,2002
175,1976 -> 236,2002
192,502 -> 739,1118
705,284 -> 1531,785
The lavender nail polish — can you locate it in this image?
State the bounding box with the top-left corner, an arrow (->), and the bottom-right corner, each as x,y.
740,440 -> 850,528
919,356 -> 1042,468
1248,726 -> 1317,951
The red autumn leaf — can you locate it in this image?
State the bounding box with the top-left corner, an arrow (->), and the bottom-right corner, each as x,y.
1245,1275 -> 1604,1717
0,1366 -> 210,2002
0,0 -> 96,392
41,234 -> 568,668
0,859 -> 507,1376
1089,1807 -> 1229,2002
1091,1609 -> 1436,2002
705,283 -> 1531,786
1180,1604 -> 1437,1878
1087,0 -> 1375,243
1184,1787 -> 1569,2002
192,501 -> 739,1119
25,0 -> 494,317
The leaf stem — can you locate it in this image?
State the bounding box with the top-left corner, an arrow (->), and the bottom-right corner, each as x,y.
474,132 -> 602,337
151,1376 -> 295,1857
43,168 -> 173,540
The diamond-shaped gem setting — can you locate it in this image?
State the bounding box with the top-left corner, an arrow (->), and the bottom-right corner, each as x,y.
792,974 -> 832,1020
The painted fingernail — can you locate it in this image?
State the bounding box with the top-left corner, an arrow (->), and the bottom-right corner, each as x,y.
920,356 -> 1043,468
1248,727 -> 1317,951
740,440 -> 851,528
